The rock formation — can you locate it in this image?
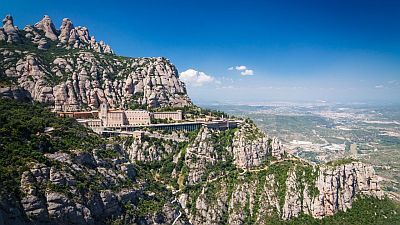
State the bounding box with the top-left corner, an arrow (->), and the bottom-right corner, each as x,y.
34,15 -> 58,41
0,15 -> 192,110
0,147 -> 186,225
2,15 -> 20,43
232,122 -> 283,168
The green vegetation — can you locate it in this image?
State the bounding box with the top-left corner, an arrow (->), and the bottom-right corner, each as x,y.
262,197 -> 400,225
210,128 -> 237,154
150,117 -> 174,124
267,161 -> 292,209
252,170 -> 267,221
326,158 -> 358,167
133,136 -> 187,189
242,123 -> 265,141
96,148 -> 119,160
0,99 -> 103,196
128,92 -> 147,110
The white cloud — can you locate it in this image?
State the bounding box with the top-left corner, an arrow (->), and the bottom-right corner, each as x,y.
241,69 -> 254,76
180,69 -> 215,87
235,65 -> 247,71
375,85 -> 384,89
228,65 -> 255,76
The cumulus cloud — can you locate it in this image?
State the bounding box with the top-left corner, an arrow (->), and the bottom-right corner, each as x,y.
235,65 -> 247,71
240,69 -> 254,76
180,69 -> 215,87
228,65 -> 255,76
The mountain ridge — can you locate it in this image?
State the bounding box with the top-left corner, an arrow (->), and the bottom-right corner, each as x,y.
0,15 -> 192,110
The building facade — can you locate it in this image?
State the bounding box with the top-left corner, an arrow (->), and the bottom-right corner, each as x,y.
98,103 -> 180,127
125,110 -> 151,125
152,111 -> 183,121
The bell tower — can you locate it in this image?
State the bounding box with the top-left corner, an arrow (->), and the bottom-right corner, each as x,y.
100,103 -> 109,126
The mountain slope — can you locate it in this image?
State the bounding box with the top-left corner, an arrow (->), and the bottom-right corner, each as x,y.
0,15 -> 191,110
1,99 -> 398,225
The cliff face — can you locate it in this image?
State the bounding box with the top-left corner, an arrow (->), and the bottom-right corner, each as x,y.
0,15 -> 192,110
284,162 -> 383,219
1,147 -> 186,225
176,128 -> 383,224
0,100 -> 387,225
232,122 -> 283,168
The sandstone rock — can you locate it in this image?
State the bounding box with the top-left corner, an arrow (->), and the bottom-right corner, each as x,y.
35,15 -> 58,41
100,190 -> 121,217
232,123 -> 283,168
0,87 -> 32,101
282,169 -> 301,220
74,151 -> 97,169
59,18 -> 74,44
1,46 -> 191,110
37,38 -> 49,50
0,28 -> 6,41
2,15 -> 19,43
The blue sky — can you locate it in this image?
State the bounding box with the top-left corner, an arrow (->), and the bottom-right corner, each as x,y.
2,0 -> 400,104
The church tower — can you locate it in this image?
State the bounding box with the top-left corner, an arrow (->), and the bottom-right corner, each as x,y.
100,103 -> 109,126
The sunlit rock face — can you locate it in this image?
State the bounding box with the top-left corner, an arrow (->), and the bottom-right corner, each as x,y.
0,15 -> 192,110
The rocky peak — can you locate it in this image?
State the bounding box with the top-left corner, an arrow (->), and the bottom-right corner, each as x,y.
59,18 -> 74,44
2,15 -> 20,43
1,14 -> 113,54
34,15 -> 58,41
2,15 -> 15,29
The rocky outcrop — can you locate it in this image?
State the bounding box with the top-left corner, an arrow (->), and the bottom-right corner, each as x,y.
301,162 -> 383,219
184,128 -> 221,185
232,123 -> 270,168
59,18 -> 74,44
0,86 -> 32,101
0,15 -> 192,110
124,136 -> 178,162
175,127 -> 381,224
232,122 -> 284,168
0,27 -> 6,41
0,147 -> 187,225
1,14 -> 112,53
188,183 -> 230,225
0,48 -> 191,110
35,15 -> 58,41
183,161 -> 383,224
2,15 -> 20,43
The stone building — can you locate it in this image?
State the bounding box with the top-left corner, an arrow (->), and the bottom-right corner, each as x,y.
98,103 -> 182,127
99,103 -> 151,127
58,103 -> 184,128
152,111 -> 183,121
